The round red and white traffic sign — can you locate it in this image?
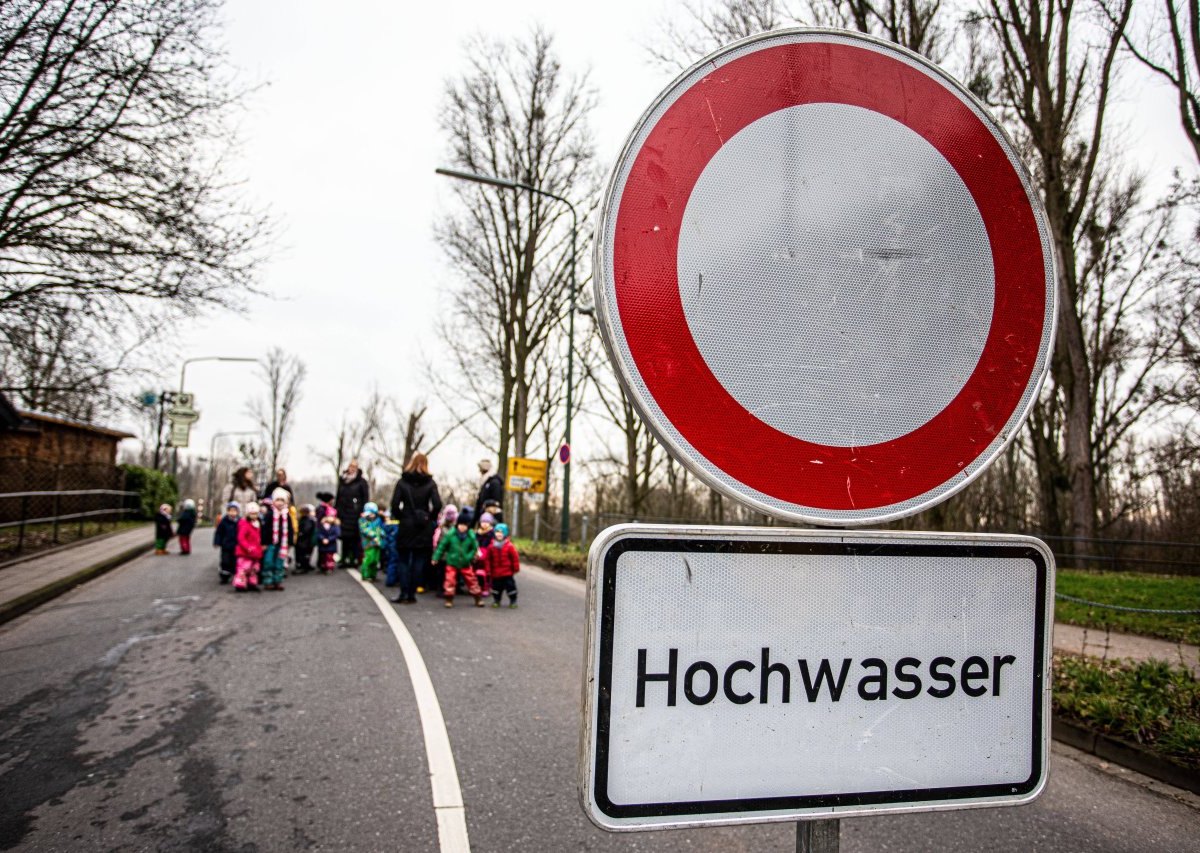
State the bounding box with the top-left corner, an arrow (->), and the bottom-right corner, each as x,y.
594,29 -> 1056,526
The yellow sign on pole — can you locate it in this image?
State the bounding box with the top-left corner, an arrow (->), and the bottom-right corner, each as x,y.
506,456 -> 548,493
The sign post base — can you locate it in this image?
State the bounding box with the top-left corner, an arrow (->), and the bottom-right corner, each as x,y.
797,819 -> 839,852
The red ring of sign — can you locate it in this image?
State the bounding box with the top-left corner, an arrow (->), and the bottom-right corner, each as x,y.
612,39 -> 1046,511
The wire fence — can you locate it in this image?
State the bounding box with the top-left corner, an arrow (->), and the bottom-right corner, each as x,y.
581,512 -> 1200,579
0,455 -> 141,559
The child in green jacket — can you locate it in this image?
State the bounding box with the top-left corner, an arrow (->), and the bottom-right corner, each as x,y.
431,514 -> 484,608
358,502 -> 385,581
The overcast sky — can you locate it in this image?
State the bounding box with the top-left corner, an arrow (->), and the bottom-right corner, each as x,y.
128,0 -> 1196,488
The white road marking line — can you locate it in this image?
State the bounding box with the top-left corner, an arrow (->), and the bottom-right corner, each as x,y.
347,571 -> 471,852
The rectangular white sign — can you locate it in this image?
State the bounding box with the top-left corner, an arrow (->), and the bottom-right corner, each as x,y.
580,525 -> 1054,831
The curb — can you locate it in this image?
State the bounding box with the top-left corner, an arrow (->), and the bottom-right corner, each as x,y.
0,539 -> 153,627
1052,716 -> 1199,795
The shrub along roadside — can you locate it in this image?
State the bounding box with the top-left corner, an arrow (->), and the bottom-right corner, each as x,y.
1053,652 -> 1199,770
119,464 -> 179,520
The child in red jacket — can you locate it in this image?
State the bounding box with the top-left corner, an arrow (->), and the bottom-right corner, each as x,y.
486,523 -> 520,608
233,501 -> 264,592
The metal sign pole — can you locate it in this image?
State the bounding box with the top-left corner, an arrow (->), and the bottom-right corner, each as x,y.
797,819 -> 839,852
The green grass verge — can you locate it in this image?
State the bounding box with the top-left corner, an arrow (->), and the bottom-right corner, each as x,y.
512,542 -> 1200,646
1055,570 -> 1200,645
513,538 -> 586,574
1053,652 -> 1200,769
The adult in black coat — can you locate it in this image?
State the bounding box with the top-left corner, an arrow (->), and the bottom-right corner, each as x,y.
335,461 -> 369,567
473,458 -> 505,523
260,467 -> 295,505
389,453 -> 443,604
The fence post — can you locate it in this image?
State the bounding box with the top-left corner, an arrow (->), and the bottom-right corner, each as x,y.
52,491 -> 61,544
16,492 -> 29,555
581,513 -> 589,546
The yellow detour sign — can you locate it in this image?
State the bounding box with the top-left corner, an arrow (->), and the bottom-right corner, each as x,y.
506,456 -> 548,493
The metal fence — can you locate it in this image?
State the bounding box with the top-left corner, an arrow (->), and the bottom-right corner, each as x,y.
584,512 -> 1200,577
0,488 -> 141,558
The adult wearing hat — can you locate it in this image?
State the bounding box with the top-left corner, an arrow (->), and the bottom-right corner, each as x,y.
473,458 -> 504,525
335,460 -> 369,567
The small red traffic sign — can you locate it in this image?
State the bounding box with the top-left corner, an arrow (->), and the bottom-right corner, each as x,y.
594,29 -> 1056,526
559,443 -> 571,465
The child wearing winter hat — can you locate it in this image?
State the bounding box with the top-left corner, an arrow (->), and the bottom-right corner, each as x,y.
154,504 -> 174,555
316,510 -> 341,574
486,523 -> 520,608
212,502 -> 240,584
295,504 -> 316,574
260,488 -> 295,591
473,511 -> 496,596
234,501 -> 264,591
429,504 -> 457,593
431,512 -> 484,608
176,499 -> 197,555
358,502 -> 384,582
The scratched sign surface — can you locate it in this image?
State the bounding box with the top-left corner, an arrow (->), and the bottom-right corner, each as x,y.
592,29 -> 1057,526
579,525 -> 1054,830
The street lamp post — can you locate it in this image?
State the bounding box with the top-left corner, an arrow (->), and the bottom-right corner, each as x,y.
435,167 -> 579,545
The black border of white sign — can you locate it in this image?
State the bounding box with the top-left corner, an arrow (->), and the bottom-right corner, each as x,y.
579,526 -> 1054,831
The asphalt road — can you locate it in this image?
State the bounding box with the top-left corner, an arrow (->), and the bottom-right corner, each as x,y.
0,547 -> 1197,852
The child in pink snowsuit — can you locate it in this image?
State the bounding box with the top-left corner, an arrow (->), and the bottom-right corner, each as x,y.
233,501 -> 264,591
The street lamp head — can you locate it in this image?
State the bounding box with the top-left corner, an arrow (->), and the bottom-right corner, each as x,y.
435,167 -> 521,191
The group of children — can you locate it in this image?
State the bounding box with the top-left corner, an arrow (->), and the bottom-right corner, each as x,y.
209,491 -> 343,590
351,500 -> 520,609
154,500 -> 196,555
158,490 -> 522,608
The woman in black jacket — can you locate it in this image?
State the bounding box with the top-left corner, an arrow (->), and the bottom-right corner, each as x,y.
334,461 -> 369,567
389,453 -> 442,604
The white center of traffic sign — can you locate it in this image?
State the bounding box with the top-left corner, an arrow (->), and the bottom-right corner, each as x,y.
594,29 -> 1057,526
678,103 -> 994,447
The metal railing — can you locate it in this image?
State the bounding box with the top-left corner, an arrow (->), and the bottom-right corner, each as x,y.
0,488 -> 141,557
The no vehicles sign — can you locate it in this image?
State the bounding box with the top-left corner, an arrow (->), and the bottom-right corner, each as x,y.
593,29 -> 1056,527
580,526 -> 1053,830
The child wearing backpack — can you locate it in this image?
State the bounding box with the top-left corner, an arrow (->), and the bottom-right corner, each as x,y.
358,502 -> 384,582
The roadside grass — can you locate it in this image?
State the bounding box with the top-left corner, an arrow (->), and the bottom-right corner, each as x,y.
0,519 -> 146,563
1053,652 -> 1200,770
1055,569 -> 1200,645
513,538 -> 586,575
513,541 -> 1200,647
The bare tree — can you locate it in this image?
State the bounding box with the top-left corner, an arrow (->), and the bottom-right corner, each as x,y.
370,398 -> 429,475
581,343 -> 660,517
648,0 -> 951,70
648,0 -> 793,67
0,0 -> 266,321
436,29 -> 599,482
248,347 -> 306,474
0,300 -> 153,419
314,392 -> 382,481
1102,0 -> 1200,163
975,0 -> 1135,544
0,0 -> 267,422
